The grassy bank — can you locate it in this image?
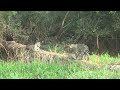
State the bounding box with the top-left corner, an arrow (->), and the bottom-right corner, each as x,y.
0,53 -> 120,79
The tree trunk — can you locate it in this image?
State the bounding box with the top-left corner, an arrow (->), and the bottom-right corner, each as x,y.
56,11 -> 69,40
97,35 -> 99,50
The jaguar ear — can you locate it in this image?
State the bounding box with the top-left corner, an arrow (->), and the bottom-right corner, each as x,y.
35,42 -> 41,47
38,42 -> 41,47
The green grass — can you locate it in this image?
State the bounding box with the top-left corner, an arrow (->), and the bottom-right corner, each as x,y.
0,53 -> 120,79
90,53 -> 120,64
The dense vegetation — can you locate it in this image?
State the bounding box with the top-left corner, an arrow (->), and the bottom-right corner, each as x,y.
0,11 -> 120,79
1,11 -> 120,56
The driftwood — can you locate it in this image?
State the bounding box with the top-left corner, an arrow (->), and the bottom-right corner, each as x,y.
0,41 -> 90,62
0,40 -> 68,62
27,50 -> 69,62
107,62 -> 120,71
1,40 -> 27,60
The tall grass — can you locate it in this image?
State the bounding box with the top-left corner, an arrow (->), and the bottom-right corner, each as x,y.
90,53 -> 120,64
0,53 -> 120,79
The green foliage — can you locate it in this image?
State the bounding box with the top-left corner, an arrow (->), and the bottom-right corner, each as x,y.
1,11 -> 120,55
0,11 -> 17,25
1,11 -> 120,79
1,11 -> 120,38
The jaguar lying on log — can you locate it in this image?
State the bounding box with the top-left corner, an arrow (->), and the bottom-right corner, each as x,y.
0,41 -> 90,62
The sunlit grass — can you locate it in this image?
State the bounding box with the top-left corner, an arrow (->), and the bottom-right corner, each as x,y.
0,53 -> 120,79
90,53 -> 120,65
